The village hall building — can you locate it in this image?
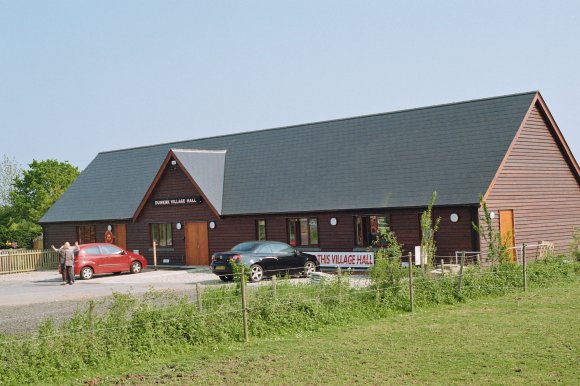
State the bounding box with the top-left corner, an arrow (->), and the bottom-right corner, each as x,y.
40,91 -> 580,266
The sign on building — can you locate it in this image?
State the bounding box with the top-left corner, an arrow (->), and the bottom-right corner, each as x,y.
309,251 -> 374,268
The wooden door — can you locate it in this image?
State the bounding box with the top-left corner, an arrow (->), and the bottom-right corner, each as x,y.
499,210 -> 515,262
114,224 -> 127,250
185,222 -> 209,266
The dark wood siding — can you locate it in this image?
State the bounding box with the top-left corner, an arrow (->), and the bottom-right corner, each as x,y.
129,164 -> 219,265
482,102 -> 580,255
433,207 -> 475,257
44,222 -> 123,249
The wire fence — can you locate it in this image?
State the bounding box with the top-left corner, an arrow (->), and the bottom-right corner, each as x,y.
2,243 -> 574,347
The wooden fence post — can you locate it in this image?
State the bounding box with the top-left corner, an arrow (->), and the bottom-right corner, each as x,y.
440,259 -> 445,278
196,283 -> 203,312
457,251 -> 466,294
408,252 -> 414,313
271,275 -> 277,299
241,265 -> 249,342
337,267 -> 342,303
8,249 -> 13,274
153,241 -> 158,271
522,243 -> 527,292
88,300 -> 95,334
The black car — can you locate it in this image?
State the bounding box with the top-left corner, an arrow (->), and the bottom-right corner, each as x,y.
210,241 -> 320,282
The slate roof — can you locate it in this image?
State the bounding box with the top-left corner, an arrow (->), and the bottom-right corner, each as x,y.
40,91 -> 537,223
171,149 -> 227,215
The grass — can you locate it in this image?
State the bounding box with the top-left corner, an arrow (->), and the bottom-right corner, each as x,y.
76,280 -> 579,385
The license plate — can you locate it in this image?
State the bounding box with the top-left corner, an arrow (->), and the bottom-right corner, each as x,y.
215,265 -> 226,271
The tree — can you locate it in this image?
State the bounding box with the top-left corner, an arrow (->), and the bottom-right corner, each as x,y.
472,197 -> 510,265
368,227 -> 405,299
3,159 -> 80,248
0,155 -> 21,207
10,160 -> 80,222
420,191 -> 441,272
571,227 -> 580,262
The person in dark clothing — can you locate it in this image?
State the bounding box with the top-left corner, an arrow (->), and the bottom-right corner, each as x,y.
51,244 -> 67,284
52,241 -> 79,285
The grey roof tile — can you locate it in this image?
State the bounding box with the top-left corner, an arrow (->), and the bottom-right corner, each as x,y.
172,149 -> 226,214
40,91 -> 536,223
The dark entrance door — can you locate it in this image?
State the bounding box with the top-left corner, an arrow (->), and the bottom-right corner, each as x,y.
114,224 -> 127,250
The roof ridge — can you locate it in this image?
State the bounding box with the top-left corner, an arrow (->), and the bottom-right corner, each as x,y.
172,149 -> 227,154
98,90 -> 538,156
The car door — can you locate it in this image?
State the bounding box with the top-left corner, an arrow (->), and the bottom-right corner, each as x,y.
255,244 -> 278,275
82,246 -> 106,273
99,245 -> 128,273
271,243 -> 302,273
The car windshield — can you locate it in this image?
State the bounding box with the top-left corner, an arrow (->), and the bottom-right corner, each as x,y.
231,242 -> 262,252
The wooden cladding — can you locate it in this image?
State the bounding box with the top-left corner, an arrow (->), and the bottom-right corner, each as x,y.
483,102 -> 580,255
43,204 -> 477,266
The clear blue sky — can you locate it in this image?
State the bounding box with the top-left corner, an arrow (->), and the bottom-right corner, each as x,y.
1,1 -> 579,170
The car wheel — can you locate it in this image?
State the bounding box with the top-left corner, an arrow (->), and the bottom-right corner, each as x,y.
80,266 -> 94,280
219,275 -> 233,282
249,264 -> 264,283
304,261 -> 317,277
130,261 -> 142,274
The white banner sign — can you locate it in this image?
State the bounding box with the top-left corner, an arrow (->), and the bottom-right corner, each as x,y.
310,252 -> 374,268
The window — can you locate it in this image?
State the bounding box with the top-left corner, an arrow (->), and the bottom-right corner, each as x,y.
100,245 -> 124,255
232,242 -> 261,252
77,225 -> 96,244
270,243 -> 295,253
83,246 -> 102,255
257,244 -> 273,253
256,219 -> 267,240
150,223 -> 173,247
354,215 -> 389,246
288,218 -> 318,247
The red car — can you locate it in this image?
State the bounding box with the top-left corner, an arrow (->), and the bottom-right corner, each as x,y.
74,243 -> 147,280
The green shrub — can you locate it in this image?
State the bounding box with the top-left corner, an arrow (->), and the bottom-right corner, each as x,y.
570,227 -> 580,262
368,228 -> 406,307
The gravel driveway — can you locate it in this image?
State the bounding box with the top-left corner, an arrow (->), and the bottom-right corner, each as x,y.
0,268 -> 220,335
0,269 -> 365,335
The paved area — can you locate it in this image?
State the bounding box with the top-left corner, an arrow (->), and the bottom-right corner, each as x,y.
0,268 -> 368,335
0,268 -> 219,307
0,268 -> 223,335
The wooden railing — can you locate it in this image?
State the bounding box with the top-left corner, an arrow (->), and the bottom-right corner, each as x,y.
0,249 -> 59,275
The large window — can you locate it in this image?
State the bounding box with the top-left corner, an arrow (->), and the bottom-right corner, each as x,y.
354,215 -> 388,246
256,219 -> 267,241
150,223 -> 173,247
77,225 -> 96,244
288,218 -> 318,247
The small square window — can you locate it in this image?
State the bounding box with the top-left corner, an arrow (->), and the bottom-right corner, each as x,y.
77,225 -> 96,244
151,223 -> 173,247
256,219 -> 267,241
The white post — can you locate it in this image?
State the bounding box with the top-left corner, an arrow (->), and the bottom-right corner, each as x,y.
414,246 -> 421,266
